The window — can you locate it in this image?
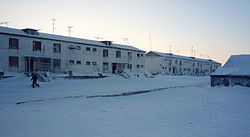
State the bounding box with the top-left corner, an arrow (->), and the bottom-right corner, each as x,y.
175,60 -> 178,65
137,53 -> 140,57
9,56 -> 18,67
128,52 -> 132,60
53,59 -> 61,68
53,43 -> 61,53
116,51 -> 121,58
93,48 -> 97,52
103,62 -> 108,71
86,61 -> 91,65
9,38 -> 19,49
141,65 -> 144,68
169,67 -> 171,72
69,60 -> 74,65
33,41 -> 41,51
92,62 -> 97,66
86,47 -> 91,51
128,64 -> 132,70
179,61 -> 182,66
77,61 -> 81,65
103,49 -> 109,58
137,65 -> 140,68
141,54 -> 144,57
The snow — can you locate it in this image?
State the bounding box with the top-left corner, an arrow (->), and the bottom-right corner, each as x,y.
0,73 -> 250,137
211,54 -> 250,76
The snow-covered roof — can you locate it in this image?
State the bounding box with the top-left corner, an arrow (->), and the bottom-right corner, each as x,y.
211,54 -> 250,76
146,51 -> 220,64
0,27 -> 145,52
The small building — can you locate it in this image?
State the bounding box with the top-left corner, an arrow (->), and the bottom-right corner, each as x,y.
0,27 -> 145,74
210,54 -> 250,87
145,51 -> 221,76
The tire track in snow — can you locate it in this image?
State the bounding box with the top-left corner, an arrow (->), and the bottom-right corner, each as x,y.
16,84 -> 206,105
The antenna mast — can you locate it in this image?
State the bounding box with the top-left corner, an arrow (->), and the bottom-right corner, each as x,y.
149,35 -> 152,51
0,21 -> 10,27
51,18 -> 56,33
169,45 -> 172,53
67,26 -> 73,37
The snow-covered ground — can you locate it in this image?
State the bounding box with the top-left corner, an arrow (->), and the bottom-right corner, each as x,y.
0,73 -> 250,137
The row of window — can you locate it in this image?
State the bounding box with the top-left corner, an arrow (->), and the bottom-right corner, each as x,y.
69,60 -> 97,66
8,38 -> 142,60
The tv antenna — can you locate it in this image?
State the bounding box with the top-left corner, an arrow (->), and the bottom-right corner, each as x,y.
67,26 -> 73,36
123,37 -> 129,44
149,35 -> 152,51
169,45 -> 172,53
191,46 -> 194,57
0,21 -> 10,27
95,37 -> 103,40
51,18 -> 56,33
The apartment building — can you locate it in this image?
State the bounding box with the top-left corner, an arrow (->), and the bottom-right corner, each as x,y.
0,27 -> 145,74
145,51 -> 221,76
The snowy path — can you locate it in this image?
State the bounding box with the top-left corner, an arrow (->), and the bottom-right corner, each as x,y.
16,84 -> 205,105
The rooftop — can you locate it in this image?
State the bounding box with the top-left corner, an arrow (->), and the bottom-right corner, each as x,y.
0,27 -> 145,52
211,54 -> 250,76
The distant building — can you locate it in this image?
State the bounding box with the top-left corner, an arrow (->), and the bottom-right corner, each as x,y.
0,27 -> 145,74
145,51 -> 221,76
210,54 -> 250,87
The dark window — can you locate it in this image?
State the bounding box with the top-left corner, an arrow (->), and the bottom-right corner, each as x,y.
9,38 -> 19,49
33,41 -> 41,51
77,61 -> 81,65
141,65 -> 144,68
128,64 -> 132,70
86,47 -> 91,51
53,43 -> 61,53
116,51 -> 121,58
53,59 -> 61,68
137,53 -> 140,57
103,49 -> 109,58
69,60 -> 74,65
128,52 -> 132,60
141,54 -> 144,57
103,62 -> 108,70
9,56 -> 18,67
93,48 -> 97,52
137,65 -> 140,68
86,61 -> 91,65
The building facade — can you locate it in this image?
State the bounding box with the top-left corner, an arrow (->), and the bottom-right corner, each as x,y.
145,51 -> 221,76
0,27 -> 145,74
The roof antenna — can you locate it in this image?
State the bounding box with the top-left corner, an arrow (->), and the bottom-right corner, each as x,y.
149,35 -> 152,51
169,45 -> 172,53
67,26 -> 73,37
0,21 -> 10,27
51,18 -> 56,33
123,37 -> 129,44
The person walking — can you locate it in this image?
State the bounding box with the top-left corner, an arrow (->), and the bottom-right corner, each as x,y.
31,73 -> 40,88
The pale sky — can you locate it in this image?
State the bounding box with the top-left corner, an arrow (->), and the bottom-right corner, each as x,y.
1,0 -> 250,64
